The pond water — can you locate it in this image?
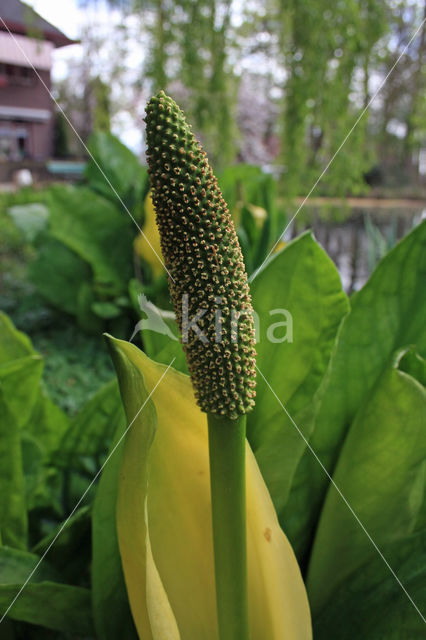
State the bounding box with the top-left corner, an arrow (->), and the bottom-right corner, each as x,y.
284,200 -> 426,293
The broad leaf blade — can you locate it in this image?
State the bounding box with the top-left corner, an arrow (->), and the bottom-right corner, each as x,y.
306,367 -> 426,615
0,546 -> 93,634
85,131 -> 148,209
0,357 -> 43,429
0,391 -> 27,550
56,378 -> 123,469
398,348 -> 426,387
32,507 -> 91,583
0,313 -> 34,362
313,530 -> 426,639
29,238 -> 91,315
0,546 -> 58,583
46,185 -> 134,295
286,221 -> 426,564
0,583 -> 93,634
249,233 -> 349,514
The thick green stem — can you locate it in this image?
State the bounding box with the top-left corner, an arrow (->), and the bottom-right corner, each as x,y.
207,413 -> 249,640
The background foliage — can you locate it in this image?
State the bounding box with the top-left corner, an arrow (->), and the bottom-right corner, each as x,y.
61,0 -> 426,197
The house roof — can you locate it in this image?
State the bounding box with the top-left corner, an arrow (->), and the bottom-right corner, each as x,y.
0,0 -> 78,48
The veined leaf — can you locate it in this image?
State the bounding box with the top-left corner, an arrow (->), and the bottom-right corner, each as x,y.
46,185 -> 134,294
0,357 -> 43,429
248,232 -> 349,516
56,379 -> 123,469
0,546 -> 58,583
0,582 -> 93,634
398,347 -> 426,387
307,367 -> 426,615
0,314 -> 69,519
7,203 -> 49,243
32,507 -> 91,584
0,314 -> 44,430
85,130 -> 148,210
0,511 -> 92,635
25,391 -> 69,457
313,529 -> 426,639
285,221 -> 426,563
0,391 -> 27,549
0,313 -> 34,362
28,238 -> 91,315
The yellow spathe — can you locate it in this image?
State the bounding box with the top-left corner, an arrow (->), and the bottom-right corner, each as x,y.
134,192 -> 164,278
109,337 -> 312,640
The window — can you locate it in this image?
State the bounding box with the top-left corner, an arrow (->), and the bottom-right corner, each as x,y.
0,63 -> 7,88
2,64 -> 35,87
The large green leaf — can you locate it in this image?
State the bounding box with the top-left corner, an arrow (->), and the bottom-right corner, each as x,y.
248,232 -> 349,516
0,318 -> 41,548
85,131 -> 149,211
92,421 -> 138,640
0,391 -> 27,549
0,313 -> 34,362
25,391 -> 69,457
28,237 -> 91,315
56,379 -> 124,469
306,367 -> 426,616
0,357 -> 43,429
0,547 -> 58,583
0,583 -> 92,634
398,347 -> 426,387
313,529 -> 426,639
46,184 -> 134,294
285,221 -> 426,563
32,507 -> 91,585
0,314 -> 68,518
0,581 -> 93,634
0,525 -> 92,635
21,391 -> 68,516
312,220 -> 426,463
7,203 -> 49,243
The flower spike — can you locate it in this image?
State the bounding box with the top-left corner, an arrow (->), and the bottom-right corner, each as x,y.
145,91 -> 256,419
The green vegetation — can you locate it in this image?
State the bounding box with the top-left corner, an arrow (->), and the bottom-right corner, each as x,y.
0,124 -> 424,637
69,0 -> 425,196
0,218 -> 424,637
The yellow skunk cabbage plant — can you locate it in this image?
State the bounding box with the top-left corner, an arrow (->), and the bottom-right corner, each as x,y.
106,91 -> 311,639
107,339 -> 311,640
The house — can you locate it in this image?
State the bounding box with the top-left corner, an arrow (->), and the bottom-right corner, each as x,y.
0,0 -> 77,162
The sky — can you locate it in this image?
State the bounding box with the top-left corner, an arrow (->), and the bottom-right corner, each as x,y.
26,0 -> 82,39
25,0 -> 85,76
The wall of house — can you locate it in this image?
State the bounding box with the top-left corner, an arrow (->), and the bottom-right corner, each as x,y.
31,119 -> 52,158
0,68 -> 51,110
0,32 -> 53,70
0,67 -> 53,159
